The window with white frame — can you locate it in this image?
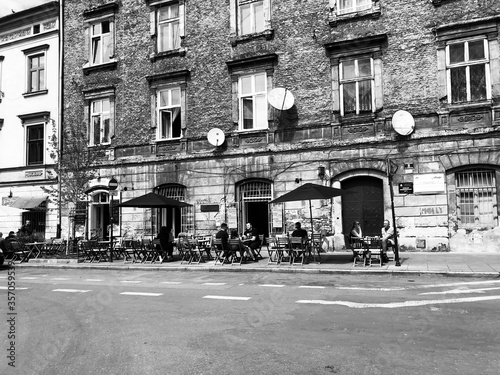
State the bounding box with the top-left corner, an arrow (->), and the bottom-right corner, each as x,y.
90,20 -> 112,65
456,169 -> 497,227
158,3 -> 181,52
157,87 -> 182,139
336,0 -> 371,15
27,53 -> 45,93
90,98 -> 111,146
339,57 -> 374,115
239,72 -> 268,130
446,38 -> 490,103
27,124 -> 44,165
239,0 -> 265,35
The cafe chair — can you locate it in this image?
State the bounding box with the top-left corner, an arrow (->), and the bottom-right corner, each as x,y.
290,236 -> 306,266
212,238 -> 229,265
228,239 -> 244,265
346,236 -> 368,267
266,236 -> 279,265
255,235 -> 266,260
365,237 -> 383,267
275,235 -> 291,265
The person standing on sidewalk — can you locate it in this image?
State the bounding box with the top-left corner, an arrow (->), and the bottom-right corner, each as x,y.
381,220 -> 394,262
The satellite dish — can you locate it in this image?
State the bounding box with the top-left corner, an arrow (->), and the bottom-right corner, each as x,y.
392,110 -> 415,136
207,128 -> 225,147
268,87 -> 295,110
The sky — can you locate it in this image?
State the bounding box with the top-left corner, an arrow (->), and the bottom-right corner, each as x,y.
0,0 -> 55,18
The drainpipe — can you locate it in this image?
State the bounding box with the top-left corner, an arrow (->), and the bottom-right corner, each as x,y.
57,0 -> 64,239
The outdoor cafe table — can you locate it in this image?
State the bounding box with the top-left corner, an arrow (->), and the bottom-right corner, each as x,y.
23,242 -> 45,260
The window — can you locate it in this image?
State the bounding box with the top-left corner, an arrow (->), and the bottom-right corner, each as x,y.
28,53 -> 45,93
435,18 -> 499,110
339,57 -> 374,115
230,0 -> 272,42
91,20 -> 111,65
325,34 -> 386,121
83,87 -> 115,147
337,0 -> 371,15
90,98 -> 111,146
157,87 -> 182,139
158,3 -> 181,52
239,0 -> 264,35
27,124 -> 44,165
239,73 -> 268,130
83,3 -> 117,69
446,38 -> 490,103
456,169 -> 497,227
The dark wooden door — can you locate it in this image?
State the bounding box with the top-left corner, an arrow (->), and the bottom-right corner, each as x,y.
342,176 -> 384,237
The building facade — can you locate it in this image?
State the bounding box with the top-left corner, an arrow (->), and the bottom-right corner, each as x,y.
0,2 -> 60,238
62,0 -> 500,252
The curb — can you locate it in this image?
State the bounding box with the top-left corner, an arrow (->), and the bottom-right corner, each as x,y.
8,262 -> 500,278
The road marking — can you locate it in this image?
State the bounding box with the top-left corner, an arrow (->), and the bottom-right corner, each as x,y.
203,295 -> 251,301
52,278 -> 70,281
20,277 -> 38,280
203,282 -> 227,286
53,289 -> 91,293
85,279 -> 104,282
299,286 -> 326,289
120,292 -> 163,297
0,286 -> 29,290
161,281 -> 182,285
0,276 -> 6,278
337,287 -> 405,291
419,280 -> 500,289
420,287 -> 500,295
296,295 -> 500,309
259,284 -> 285,288
120,280 -> 142,283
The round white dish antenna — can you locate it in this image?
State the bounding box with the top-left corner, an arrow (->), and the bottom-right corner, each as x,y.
207,128 -> 225,147
392,110 -> 415,136
268,87 -> 295,110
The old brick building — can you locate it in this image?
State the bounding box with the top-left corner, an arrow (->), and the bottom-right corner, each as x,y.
61,0 -> 500,252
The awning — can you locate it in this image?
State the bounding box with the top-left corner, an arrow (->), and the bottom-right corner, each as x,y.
9,196 -> 47,210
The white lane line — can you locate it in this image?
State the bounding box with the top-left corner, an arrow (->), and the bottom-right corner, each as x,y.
20,277 -> 38,280
259,284 -> 285,288
85,279 -> 104,282
120,292 -> 163,297
203,282 -> 227,286
120,280 -> 142,284
420,287 -> 500,295
296,295 -> 500,309
53,289 -> 91,293
420,280 -> 500,289
0,286 -> 29,290
337,287 -> 405,291
203,295 -> 251,301
52,278 -> 70,281
0,276 -> 7,279
299,286 -> 326,289
161,281 -> 182,285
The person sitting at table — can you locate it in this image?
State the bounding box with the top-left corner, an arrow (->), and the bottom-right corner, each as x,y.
230,229 -> 256,262
242,222 -> 259,261
350,221 -> 363,240
215,223 -> 230,258
157,226 -> 174,261
291,222 -> 308,240
381,219 -> 394,262
0,232 -> 6,252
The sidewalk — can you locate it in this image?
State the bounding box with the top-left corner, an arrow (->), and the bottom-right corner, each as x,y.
11,251 -> 500,278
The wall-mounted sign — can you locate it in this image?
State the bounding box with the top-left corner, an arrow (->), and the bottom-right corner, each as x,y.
200,204 -> 219,212
398,182 -> 413,194
413,173 -> 446,195
25,170 -> 44,179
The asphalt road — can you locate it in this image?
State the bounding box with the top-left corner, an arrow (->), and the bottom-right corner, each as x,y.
1,268 -> 499,375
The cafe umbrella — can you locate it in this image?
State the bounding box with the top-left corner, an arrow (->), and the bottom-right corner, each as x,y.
269,182 -> 349,238
116,192 -> 191,237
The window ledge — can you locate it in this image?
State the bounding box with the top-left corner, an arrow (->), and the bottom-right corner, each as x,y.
329,2 -> 381,27
339,113 -> 376,125
23,90 -> 48,98
445,100 -> 493,112
83,60 -> 118,75
230,29 -> 274,47
150,48 -> 187,62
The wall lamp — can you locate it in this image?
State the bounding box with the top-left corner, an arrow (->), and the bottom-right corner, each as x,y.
8,189 -> 13,198
318,166 -> 326,180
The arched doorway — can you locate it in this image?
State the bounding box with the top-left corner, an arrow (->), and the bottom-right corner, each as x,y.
237,179 -> 272,237
89,191 -> 111,240
342,176 -> 384,236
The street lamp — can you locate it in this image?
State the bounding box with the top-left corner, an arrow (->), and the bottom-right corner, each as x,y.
386,159 -> 401,267
108,177 -> 119,262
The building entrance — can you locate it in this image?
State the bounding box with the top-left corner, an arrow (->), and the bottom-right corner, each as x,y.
341,176 -> 384,237
237,180 -> 272,237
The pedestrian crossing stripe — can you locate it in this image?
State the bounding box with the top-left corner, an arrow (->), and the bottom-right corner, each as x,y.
203,295 -> 251,301
120,292 -> 163,296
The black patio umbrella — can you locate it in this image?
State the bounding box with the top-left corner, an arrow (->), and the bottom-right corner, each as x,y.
117,192 -> 191,236
270,183 -> 349,237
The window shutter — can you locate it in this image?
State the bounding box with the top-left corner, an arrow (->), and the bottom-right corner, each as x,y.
108,20 -> 115,58
150,9 -> 156,36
